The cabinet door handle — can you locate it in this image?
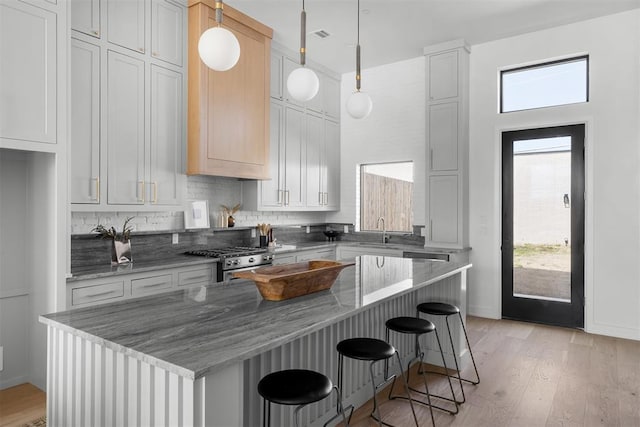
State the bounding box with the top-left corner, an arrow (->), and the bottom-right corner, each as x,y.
324,192 -> 328,205
277,189 -> 283,205
152,182 -> 158,204
285,190 -> 290,206
92,177 -> 100,202
137,181 -> 145,203
138,47 -> 145,53
152,52 -> 158,57
86,290 -> 117,299
92,30 -> 99,36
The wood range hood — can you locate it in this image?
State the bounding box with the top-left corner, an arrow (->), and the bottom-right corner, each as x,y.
187,0 -> 273,179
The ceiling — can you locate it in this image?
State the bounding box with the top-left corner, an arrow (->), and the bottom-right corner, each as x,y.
225,0 -> 640,74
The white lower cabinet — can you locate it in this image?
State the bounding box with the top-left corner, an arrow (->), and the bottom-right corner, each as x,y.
336,246 -> 403,260
273,247 -> 336,265
71,279 -> 125,306
131,274 -> 173,296
67,263 -> 216,308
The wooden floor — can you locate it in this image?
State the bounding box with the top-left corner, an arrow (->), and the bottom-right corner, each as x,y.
0,383 -> 45,427
1,318 -> 639,427
341,316 -> 640,427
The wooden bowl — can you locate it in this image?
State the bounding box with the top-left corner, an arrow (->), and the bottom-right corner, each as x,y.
232,260 -> 355,301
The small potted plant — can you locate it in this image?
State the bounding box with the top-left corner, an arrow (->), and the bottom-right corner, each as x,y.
92,217 -> 134,265
221,203 -> 241,227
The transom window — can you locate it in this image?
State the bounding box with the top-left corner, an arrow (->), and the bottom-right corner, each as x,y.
358,161 -> 414,233
501,55 -> 589,113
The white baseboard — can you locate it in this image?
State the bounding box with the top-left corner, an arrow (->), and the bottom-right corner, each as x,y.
0,374 -> 29,390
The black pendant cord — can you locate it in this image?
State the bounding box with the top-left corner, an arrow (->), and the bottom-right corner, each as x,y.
300,0 -> 307,66
355,0 -> 362,91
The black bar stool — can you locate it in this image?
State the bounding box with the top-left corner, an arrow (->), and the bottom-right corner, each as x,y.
416,302 -> 480,404
385,316 -> 458,425
336,337 -> 419,427
257,369 -> 349,427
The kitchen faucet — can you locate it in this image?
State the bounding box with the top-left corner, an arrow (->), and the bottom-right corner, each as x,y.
377,217 -> 388,244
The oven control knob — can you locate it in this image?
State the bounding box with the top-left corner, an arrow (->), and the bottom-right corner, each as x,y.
225,260 -> 232,266
248,257 -> 255,263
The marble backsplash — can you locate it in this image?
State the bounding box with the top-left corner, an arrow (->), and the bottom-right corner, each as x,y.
71,223 -> 425,270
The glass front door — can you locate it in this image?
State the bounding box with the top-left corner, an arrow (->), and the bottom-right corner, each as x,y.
502,125 -> 585,328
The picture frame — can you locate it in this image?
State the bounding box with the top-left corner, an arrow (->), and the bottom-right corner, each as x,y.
184,200 -> 210,229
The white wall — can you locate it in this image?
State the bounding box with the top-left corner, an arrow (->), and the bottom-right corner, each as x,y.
329,56 -> 426,227
468,10 -> 640,339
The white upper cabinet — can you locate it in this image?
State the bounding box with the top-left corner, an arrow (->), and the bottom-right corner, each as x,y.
429,102 -> 458,171
107,0 -> 145,54
260,101 -> 285,208
70,38 -> 101,204
428,50 -> 458,101
0,1 -> 56,144
243,43 -> 341,212
151,0 -> 183,66
283,105 -> 305,208
270,52 -> 284,100
305,112 -> 324,208
322,76 -> 341,119
70,0 -> 186,211
106,51 -> 145,205
71,0 -> 101,38
150,65 -> 182,205
324,119 -> 340,209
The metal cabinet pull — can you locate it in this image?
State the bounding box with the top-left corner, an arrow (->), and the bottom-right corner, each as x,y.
277,189 -> 283,205
324,192 -> 328,205
285,190 -> 290,206
86,290 -> 116,298
137,181 -> 145,202
91,177 -> 100,202
318,192 -> 322,204
92,30 -> 99,36
152,182 -> 158,204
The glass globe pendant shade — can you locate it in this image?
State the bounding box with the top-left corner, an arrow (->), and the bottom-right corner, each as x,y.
346,91 -> 373,119
287,67 -> 320,102
198,26 -> 240,71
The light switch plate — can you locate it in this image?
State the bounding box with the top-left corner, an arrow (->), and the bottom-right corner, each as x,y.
172,233 -> 179,244
343,225 -> 349,234
251,228 -> 256,238
420,227 -> 426,237
306,226 -> 310,234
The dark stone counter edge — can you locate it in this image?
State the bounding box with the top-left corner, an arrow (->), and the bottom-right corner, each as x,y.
46,262 -> 472,381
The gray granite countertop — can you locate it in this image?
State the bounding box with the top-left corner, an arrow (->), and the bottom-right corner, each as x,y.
43,256 -> 471,380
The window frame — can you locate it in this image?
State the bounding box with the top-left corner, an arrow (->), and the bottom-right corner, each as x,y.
500,55 -> 589,113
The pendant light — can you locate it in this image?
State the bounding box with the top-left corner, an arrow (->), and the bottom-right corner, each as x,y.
198,1 -> 241,72
286,0 -> 320,102
346,0 -> 372,119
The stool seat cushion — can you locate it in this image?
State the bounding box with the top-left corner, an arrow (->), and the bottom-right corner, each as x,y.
257,369 -> 332,406
386,316 -> 435,334
337,337 -> 395,361
417,302 -> 460,316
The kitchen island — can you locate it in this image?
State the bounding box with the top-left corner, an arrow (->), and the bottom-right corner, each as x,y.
42,255 -> 471,427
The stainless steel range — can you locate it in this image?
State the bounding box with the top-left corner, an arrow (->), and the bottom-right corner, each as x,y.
185,246 -> 273,281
